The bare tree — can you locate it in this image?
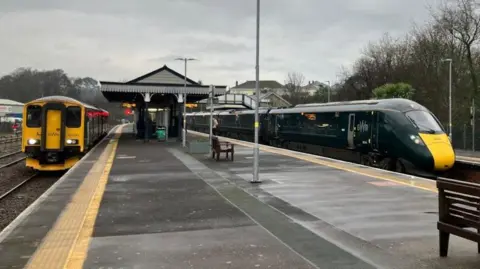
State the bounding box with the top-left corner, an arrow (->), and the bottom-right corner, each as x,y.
432,0 -> 480,99
283,72 -> 308,105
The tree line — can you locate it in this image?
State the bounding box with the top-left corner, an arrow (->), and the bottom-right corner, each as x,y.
0,68 -> 124,123
281,0 -> 480,150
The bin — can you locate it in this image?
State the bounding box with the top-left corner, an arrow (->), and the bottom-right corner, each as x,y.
156,126 -> 166,141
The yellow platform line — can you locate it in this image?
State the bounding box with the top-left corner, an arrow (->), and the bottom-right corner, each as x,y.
190,131 -> 438,193
25,126 -> 123,269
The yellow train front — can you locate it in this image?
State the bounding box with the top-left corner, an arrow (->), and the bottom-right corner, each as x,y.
22,96 -> 110,171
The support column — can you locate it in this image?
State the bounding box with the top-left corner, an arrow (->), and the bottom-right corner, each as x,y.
177,102 -> 183,141
144,93 -> 151,143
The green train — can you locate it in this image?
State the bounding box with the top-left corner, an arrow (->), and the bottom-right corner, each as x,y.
187,98 -> 455,175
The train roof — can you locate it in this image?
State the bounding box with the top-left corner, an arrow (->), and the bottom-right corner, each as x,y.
26,95 -> 103,111
186,99 -> 433,116
186,108 -> 271,117
270,98 -> 430,114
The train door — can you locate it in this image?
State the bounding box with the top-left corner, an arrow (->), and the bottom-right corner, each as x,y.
41,103 -> 66,152
347,113 -> 355,149
371,111 -> 379,151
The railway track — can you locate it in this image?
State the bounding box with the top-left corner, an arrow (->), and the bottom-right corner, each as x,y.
0,173 -> 61,232
0,174 -> 38,201
0,151 -> 25,170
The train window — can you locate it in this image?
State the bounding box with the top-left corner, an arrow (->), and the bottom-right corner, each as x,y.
405,110 -> 443,133
303,113 -> 316,121
26,105 -> 42,127
66,106 -> 82,128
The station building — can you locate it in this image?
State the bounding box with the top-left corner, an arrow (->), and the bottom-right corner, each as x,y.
99,65 -> 227,141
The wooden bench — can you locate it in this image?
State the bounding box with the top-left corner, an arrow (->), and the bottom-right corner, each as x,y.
437,177 -> 480,257
211,136 -> 234,161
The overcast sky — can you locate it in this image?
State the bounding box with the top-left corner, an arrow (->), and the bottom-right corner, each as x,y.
0,0 -> 436,87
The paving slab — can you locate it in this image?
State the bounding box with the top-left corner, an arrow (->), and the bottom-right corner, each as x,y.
85,132 -> 336,269
0,129 -> 118,269
186,137 -> 480,269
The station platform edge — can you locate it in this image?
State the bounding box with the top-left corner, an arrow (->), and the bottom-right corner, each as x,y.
0,125 -> 479,269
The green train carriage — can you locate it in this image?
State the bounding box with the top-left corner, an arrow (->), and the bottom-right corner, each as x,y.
187,98 -> 455,175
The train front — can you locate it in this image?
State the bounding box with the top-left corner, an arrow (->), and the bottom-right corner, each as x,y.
22,99 -> 84,171
404,109 -> 455,172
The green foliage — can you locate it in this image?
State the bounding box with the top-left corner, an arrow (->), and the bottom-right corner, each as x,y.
372,83 -> 416,99
0,68 -> 124,123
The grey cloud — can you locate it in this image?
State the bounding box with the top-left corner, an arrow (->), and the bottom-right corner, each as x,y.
0,0 -> 436,86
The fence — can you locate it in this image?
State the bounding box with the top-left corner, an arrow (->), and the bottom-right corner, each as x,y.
451,124 -> 479,151
0,135 -> 21,153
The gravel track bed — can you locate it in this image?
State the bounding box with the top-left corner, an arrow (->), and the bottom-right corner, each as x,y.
0,141 -> 21,154
0,173 -> 62,232
0,161 -> 36,197
0,152 -> 25,167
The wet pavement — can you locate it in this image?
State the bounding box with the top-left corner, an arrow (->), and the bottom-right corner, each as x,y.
185,133 -> 480,269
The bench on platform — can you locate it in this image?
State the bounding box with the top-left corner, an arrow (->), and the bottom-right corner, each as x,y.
437,177 -> 480,257
211,136 -> 234,161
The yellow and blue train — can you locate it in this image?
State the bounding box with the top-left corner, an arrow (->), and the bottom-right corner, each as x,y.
187,98 -> 456,176
22,96 -> 110,171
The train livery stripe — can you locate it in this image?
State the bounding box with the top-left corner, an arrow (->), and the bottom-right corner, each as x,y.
189,130 -> 438,193
24,126 -> 123,269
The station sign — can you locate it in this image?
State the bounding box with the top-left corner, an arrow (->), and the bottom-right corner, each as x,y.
122,102 -> 136,108
0,106 -> 12,113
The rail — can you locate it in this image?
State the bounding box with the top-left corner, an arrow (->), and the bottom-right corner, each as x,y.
437,177 -> 480,257
0,157 -> 26,170
0,135 -> 21,152
0,174 -> 38,201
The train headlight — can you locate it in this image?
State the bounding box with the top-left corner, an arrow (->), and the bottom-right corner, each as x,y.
66,139 -> 78,145
409,135 -> 425,145
28,139 -> 39,145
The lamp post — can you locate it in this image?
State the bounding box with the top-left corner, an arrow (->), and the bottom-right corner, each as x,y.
252,0 -> 261,183
325,80 -> 331,102
175,57 -> 196,147
441,58 -> 453,141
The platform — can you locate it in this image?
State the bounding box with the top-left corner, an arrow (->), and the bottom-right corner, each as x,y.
455,149 -> 480,164
1,126 -> 479,269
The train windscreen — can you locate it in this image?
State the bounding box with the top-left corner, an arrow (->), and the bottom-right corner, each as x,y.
26,105 -> 42,127
405,110 -> 444,133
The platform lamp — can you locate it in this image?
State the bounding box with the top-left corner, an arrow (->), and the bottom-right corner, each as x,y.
441,58 -> 453,141
252,0 -> 261,184
175,57 -> 197,147
325,80 -> 331,102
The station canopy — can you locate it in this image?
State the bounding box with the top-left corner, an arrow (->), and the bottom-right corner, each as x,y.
99,65 -> 227,105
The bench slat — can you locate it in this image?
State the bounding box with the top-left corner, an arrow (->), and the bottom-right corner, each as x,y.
448,204 -> 480,219
445,191 -> 480,203
438,180 -> 480,197
447,214 -> 480,229
438,222 -> 480,242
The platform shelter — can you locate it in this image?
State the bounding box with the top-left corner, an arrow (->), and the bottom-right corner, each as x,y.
99,65 -> 227,141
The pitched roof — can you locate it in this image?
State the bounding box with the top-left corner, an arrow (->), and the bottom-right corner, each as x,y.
127,65 -> 200,85
232,80 -> 284,89
259,91 -> 291,106
0,99 -> 24,106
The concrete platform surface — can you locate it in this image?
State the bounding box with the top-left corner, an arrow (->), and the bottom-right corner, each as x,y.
2,125 -> 479,269
0,127 -> 119,269
186,132 -> 480,269
456,149 -> 480,158
84,131 -> 380,269
455,149 -> 480,163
